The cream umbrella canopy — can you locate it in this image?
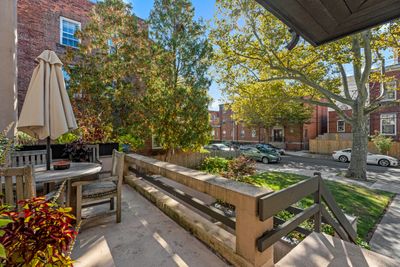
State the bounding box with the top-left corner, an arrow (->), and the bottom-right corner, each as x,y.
18,50 -> 77,169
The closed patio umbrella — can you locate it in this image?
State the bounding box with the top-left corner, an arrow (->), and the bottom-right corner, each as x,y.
18,50 -> 77,170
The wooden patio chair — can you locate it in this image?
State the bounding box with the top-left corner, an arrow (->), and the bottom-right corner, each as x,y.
0,165 -> 35,206
11,149 -> 51,167
72,150 -> 124,224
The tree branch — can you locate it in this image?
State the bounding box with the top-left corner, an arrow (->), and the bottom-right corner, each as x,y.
365,99 -> 400,114
360,30 -> 372,102
337,63 -> 352,100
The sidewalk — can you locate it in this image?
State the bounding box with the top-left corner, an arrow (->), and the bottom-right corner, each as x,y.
285,150 -> 332,160
370,195 -> 400,261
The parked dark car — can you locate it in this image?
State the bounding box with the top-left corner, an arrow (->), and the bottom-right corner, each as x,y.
256,143 -> 285,155
241,147 -> 281,164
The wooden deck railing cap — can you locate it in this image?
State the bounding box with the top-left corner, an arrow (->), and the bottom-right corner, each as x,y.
125,153 -> 272,199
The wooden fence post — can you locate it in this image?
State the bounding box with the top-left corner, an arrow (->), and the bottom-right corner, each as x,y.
313,172 -> 322,233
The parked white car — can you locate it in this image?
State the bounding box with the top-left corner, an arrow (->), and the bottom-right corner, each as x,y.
332,148 -> 399,167
204,143 -> 232,151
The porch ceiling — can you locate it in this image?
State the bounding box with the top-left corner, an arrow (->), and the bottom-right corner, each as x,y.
255,0 -> 400,46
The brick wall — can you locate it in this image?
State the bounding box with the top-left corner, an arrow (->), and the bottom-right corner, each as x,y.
17,0 -> 94,112
328,67 -> 400,140
211,105 -> 265,143
284,124 -> 304,150
328,110 -> 353,134
210,104 -> 328,149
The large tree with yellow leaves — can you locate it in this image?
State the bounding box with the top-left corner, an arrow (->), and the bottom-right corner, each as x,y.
211,0 -> 400,180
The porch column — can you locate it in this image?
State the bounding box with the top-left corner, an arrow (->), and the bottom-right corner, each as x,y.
0,0 -> 18,136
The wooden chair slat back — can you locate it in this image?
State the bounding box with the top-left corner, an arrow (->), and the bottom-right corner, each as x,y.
0,166 -> 35,206
111,150 -> 125,185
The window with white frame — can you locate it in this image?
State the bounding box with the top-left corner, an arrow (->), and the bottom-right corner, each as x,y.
211,129 -> 215,137
337,120 -> 345,133
60,17 -> 81,48
222,130 -> 226,136
251,129 -> 257,138
380,113 -> 397,135
382,80 -> 397,101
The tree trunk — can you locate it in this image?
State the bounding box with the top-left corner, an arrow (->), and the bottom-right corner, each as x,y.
346,109 -> 369,180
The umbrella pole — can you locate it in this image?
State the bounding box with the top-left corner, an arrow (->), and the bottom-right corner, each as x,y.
46,137 -> 51,170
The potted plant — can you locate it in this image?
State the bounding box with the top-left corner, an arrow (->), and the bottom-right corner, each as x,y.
0,197 -> 77,266
63,139 -> 90,162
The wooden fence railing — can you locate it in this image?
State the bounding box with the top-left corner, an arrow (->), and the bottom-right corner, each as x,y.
310,139 -> 400,158
257,172 -> 357,252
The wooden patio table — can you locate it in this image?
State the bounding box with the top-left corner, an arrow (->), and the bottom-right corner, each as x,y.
34,162 -> 102,215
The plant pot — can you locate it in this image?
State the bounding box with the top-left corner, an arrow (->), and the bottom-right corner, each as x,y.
53,160 -> 71,170
121,144 -> 130,153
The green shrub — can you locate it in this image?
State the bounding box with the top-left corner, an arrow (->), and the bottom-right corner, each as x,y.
0,124 -> 15,167
117,134 -> 143,151
199,157 -> 229,174
16,131 -> 38,146
225,156 -> 256,181
55,132 -> 80,144
372,132 -> 393,155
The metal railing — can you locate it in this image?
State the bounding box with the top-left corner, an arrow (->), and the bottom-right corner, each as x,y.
257,172 -> 357,252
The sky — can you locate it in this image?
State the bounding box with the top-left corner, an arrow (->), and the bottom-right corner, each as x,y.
130,0 -> 222,110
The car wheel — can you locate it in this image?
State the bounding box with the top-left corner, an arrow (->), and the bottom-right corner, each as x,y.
262,157 -> 269,164
378,159 -> 390,167
338,155 -> 348,163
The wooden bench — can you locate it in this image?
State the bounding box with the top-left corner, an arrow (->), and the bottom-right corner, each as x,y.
11,150 -> 50,167
87,144 -> 101,164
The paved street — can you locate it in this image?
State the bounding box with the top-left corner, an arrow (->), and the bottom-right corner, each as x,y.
256,154 -> 400,190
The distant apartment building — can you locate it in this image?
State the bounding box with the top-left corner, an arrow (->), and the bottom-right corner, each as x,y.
209,104 -> 328,150
327,64 -> 400,140
17,0 -> 95,112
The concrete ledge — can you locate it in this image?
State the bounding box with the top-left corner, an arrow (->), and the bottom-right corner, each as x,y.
125,154 -> 272,207
124,174 -> 254,267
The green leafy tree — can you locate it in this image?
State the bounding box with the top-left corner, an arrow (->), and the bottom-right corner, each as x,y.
145,0 -> 212,156
372,132 -> 393,155
65,0 -> 150,146
211,0 -> 400,180
228,81 -> 313,132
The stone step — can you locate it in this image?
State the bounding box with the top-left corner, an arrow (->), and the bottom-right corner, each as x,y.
276,232 -> 399,267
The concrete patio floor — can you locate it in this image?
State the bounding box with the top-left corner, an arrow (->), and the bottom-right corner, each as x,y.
72,185 -> 229,267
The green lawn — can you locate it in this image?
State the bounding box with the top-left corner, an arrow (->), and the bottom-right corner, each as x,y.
249,171 -> 395,241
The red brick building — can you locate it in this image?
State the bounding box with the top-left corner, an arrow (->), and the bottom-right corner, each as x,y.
17,0 -> 95,112
327,65 -> 400,140
209,104 -> 328,150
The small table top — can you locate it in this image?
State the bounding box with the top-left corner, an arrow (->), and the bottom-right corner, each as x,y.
35,162 -> 102,184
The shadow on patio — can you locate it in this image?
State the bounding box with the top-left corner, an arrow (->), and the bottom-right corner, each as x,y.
72,185 -> 228,267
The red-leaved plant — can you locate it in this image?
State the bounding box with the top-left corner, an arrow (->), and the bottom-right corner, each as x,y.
224,156 -> 256,181
0,197 -> 77,266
